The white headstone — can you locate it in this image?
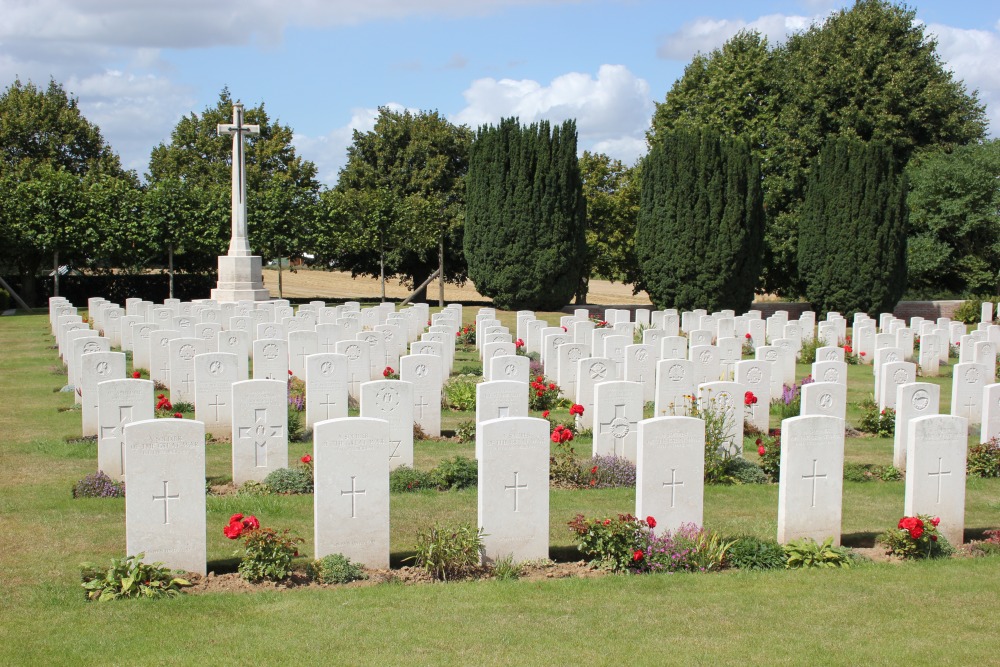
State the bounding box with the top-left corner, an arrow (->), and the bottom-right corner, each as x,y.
168,338 -> 210,405
489,354 -> 530,385
894,382 -> 940,469
801,381 -> 846,420
574,357 -> 614,430
81,351 -> 126,436
776,415 -> 845,545
361,380 -> 414,469
97,378 -> 154,481
194,352 -> 238,439
654,358 -> 695,417
400,354 -> 442,437
593,381 -> 643,462
736,359 -> 771,432
253,338 -> 289,381
951,362 -> 989,425
905,415 -> 968,545
635,416 -> 705,534
305,353 -> 349,431
231,379 -> 288,485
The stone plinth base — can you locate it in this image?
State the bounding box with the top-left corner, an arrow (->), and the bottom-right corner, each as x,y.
211,255 -> 270,302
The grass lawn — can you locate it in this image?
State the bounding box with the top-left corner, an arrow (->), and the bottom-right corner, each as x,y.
1,309 -> 998,665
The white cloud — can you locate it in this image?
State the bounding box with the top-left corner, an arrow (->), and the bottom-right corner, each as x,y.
453,64 -> 653,166
292,103 -> 413,187
927,22 -> 1000,136
657,13 -> 815,60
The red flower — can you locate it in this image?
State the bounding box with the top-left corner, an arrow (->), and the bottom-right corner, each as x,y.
589,479 -> 596,487
590,466 -> 598,475
131,371 -> 141,379
455,331 -> 461,337
561,326 -> 568,332
646,516 -> 656,529
550,431 -> 560,443
536,390 -> 544,397
744,391 -> 757,406
930,535 -> 938,542
383,366 -> 395,377
288,370 -> 293,375
229,513 -> 244,523
758,446 -> 766,457
560,429 -> 573,443
223,522 -> 243,539
603,519 -> 611,526
515,338 -> 524,348
535,376 -> 544,383
548,383 -> 557,390
569,404 -> 584,416
860,351 -> 866,357
844,345 -> 853,354
909,525 -> 924,540
173,412 -> 183,419
301,454 -> 312,464
633,550 -> 644,561
755,438 -> 762,445
542,410 -> 550,418
745,333 -> 752,339
931,517 -> 940,527
243,515 -> 259,530
157,394 -> 165,400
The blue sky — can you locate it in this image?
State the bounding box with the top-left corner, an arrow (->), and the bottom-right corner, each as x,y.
2,0 -> 998,185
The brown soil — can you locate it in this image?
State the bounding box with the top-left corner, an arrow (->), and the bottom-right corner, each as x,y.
183,559 -> 603,595
261,268 -> 653,305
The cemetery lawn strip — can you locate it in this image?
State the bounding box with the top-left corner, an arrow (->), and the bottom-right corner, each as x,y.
2,312 -> 999,664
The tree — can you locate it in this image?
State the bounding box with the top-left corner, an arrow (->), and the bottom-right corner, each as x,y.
316,107 -> 471,301
648,1 -> 987,296
798,137 -> 907,315
905,140 -> 1000,296
636,128 -> 764,312
465,117 -> 587,311
147,89 -> 319,292
577,151 -> 640,304
0,78 -> 129,304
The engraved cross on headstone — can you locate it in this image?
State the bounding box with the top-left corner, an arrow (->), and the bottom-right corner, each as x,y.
152,480 -> 180,524
662,467 -> 684,508
341,475 -> 366,519
217,102 -> 260,257
504,471 -> 528,512
415,395 -> 430,419
319,393 -> 338,419
928,456 -> 952,504
209,394 -> 227,421
100,405 -> 133,477
802,459 -> 827,508
237,408 -> 282,467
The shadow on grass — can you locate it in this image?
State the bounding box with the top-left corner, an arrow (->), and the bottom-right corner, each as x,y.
842,531 -> 880,548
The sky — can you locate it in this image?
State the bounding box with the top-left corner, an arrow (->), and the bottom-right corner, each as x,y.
2,0 -> 998,186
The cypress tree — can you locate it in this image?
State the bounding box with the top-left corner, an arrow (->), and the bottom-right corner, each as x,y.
636,128 -> 764,311
798,137 -> 907,315
464,118 -> 587,311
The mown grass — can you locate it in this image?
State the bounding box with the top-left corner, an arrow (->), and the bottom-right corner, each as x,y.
1,310 -> 998,665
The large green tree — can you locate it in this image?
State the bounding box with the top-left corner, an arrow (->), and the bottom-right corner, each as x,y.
0,79 -> 134,304
465,117 -> 587,311
636,128 -> 764,311
147,89 -> 319,291
649,1 -> 987,296
798,137 -> 908,315
577,151 -> 640,304
315,107 -> 472,300
905,140 -> 1000,296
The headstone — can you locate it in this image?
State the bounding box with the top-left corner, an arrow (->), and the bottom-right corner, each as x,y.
336,339 -> 372,399
950,362 -> 990,425
253,338 -> 289,381
894,382 -> 940,469
313,417 -> 390,567
661,336 -> 688,360
123,418 -> 207,575
654,358 -> 695,417
194,352 -> 239,439
81,351 -> 126,436
624,344 -> 656,403
698,381 -> 744,455
287,330 -> 319,380
361,380 -> 414,469
168,338 -> 210,405
689,345 -> 722,387
97,378 -> 154,481
216,329 -> 250,381
400,354 -> 443,437
918,333 -> 942,377
735,359 -> 771,432
878,361 -> 916,411
574,357 -> 614,430
801,381 -> 846,420
635,416 -> 705,533
593,381 -> 643,462
776,415 -> 845,545
981,383 -> 1000,443
555,343 -> 587,399
489,355 -> 530,385
231,379 -> 288,485
905,415 -> 968,545
477,417 -> 549,564
305,353 -> 349,431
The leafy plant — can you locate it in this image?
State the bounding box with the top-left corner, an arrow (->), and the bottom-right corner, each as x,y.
263,465 -> 313,494
456,324 -> 475,348
491,554 -> 521,581
727,536 -> 787,571
431,455 -> 478,490
444,374 -> 480,411
529,375 -> 561,411
286,403 -> 304,441
585,455 -> 637,489
725,457 -> 768,485
755,433 -> 781,482
568,513 -> 652,572
408,522 -> 485,581
72,470 -> 125,498
844,463 -> 902,482
455,418 -> 476,443
389,466 -> 434,493
80,553 -> 190,601
312,553 -> 368,584
953,296 -> 995,324
967,438 -> 1000,478
878,515 -> 953,559
784,537 -> 853,569
550,438 -> 585,487
775,377 -> 813,420
640,523 -> 733,573
238,480 -> 271,496
224,513 -> 303,582
857,397 -> 895,437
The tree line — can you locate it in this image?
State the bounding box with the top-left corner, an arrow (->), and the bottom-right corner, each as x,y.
1,1 -> 997,313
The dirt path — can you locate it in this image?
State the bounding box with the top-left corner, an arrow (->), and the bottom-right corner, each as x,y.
262,269 -> 653,305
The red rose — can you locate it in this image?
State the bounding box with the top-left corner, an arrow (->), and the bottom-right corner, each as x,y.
758,446 -> 766,457
589,479 -> 596,486
173,412 -> 183,419
243,515 -> 259,530
591,466 -> 598,475
646,516 -> 656,529
550,432 -> 560,443
536,376 -> 544,383
542,410 -> 550,418
745,333 -> 752,339
931,517 -> 940,527
844,345 -> 852,353
301,454 -> 312,464
561,326 -> 568,332
930,535 -> 938,542
229,513 -> 244,523
132,371 -> 141,379
570,404 -> 584,416
516,338 -> 524,348
223,522 -> 243,539
536,390 -> 544,397
548,383 -> 557,390
860,351 -> 866,357
633,550 -> 644,561
909,526 -> 924,540
603,519 -> 611,526
288,370 -> 293,375
560,429 -> 573,443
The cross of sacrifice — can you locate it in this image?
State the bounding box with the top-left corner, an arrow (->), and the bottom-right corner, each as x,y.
341,475 -> 366,519
927,457 -> 952,504
217,102 -> 260,258
504,471 -> 528,512
662,468 -> 684,508
802,459 -> 827,509
152,480 -> 180,525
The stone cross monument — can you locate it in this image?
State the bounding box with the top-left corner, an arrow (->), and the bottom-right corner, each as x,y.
211,102 -> 270,302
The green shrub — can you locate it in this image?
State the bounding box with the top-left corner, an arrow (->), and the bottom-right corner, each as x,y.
727,536 -> 787,571
755,434 -> 781,482
263,466 -> 313,494
968,438 -> 1000,478
312,553 -> 368,584
287,403 -> 304,441
856,397 -> 895,437
432,456 -> 478,490
725,457 -> 769,485
409,522 -> 485,581
0,287 -> 10,310
491,554 -> 521,581
878,515 -> 954,559
389,466 -> 434,493
797,338 -> 822,365
953,296 -> 996,324
238,527 -> 303,582
444,374 -> 480,411
784,537 -> 853,569
568,513 -> 649,572
238,480 -> 271,496
80,553 -> 191,601
455,419 -> 476,443
844,463 -> 902,482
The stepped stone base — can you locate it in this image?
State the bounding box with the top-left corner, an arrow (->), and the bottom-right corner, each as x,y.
211,255 -> 270,302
